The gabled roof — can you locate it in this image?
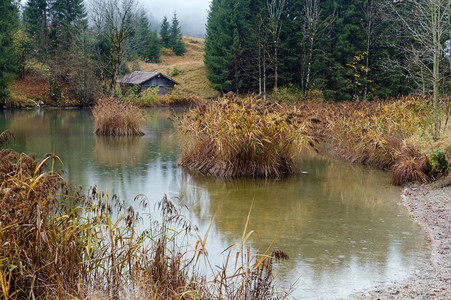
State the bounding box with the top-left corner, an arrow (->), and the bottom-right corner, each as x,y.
117,71 -> 178,85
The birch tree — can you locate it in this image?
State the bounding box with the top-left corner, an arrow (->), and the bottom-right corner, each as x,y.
302,0 -> 334,96
393,0 -> 450,136
267,0 -> 285,96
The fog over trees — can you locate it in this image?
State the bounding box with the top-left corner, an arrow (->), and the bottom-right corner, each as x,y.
140,0 -> 211,37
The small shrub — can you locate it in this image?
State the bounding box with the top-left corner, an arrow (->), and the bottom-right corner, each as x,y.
5,93 -> 36,108
392,157 -> 429,185
304,89 -> 325,103
92,98 -> 145,136
276,84 -> 303,103
49,82 -> 62,102
171,66 -> 180,77
429,149 -> 448,175
139,87 -> 159,105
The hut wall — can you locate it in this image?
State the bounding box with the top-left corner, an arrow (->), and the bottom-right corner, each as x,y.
141,77 -> 175,94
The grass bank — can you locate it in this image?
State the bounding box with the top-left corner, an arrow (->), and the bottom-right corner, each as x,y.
297,95 -> 450,184
176,95 -> 450,184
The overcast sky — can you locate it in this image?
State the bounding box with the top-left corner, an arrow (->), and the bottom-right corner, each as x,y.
141,0 -> 211,38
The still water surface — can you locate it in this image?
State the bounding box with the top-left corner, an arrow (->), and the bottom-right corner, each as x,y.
0,108 -> 427,299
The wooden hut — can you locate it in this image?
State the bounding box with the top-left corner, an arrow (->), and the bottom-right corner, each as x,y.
117,71 -> 178,95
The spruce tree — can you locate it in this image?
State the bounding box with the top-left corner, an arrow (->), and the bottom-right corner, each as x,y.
128,11 -> 152,58
204,0 -> 254,93
23,0 -> 49,56
0,0 -> 18,101
146,29 -> 161,62
170,12 -> 185,56
160,16 -> 170,48
50,0 -> 87,50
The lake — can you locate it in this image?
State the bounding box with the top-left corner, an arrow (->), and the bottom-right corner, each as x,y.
0,108 -> 428,299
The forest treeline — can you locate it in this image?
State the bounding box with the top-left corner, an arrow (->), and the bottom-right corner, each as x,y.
205,0 -> 450,101
0,0 -> 185,105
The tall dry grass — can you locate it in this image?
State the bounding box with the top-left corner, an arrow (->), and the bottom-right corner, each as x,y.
0,150 -> 85,299
92,98 -> 144,136
1,134 -> 289,299
177,97 -> 311,177
291,94 -> 444,184
179,94 -> 445,183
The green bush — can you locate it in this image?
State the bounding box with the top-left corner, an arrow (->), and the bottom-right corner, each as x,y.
139,87 -> 159,105
171,66 -> 180,77
429,149 -> 448,175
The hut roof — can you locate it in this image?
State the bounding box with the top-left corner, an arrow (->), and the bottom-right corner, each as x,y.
117,71 -> 178,85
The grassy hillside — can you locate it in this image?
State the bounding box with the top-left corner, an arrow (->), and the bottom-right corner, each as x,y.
5,37 -> 216,108
138,37 -> 217,99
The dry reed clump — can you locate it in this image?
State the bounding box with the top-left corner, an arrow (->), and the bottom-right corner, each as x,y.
0,149 -> 85,299
391,140 -> 430,185
92,98 -> 145,136
177,97 -> 311,177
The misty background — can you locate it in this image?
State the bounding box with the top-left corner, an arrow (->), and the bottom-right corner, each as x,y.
19,0 -> 212,38
142,0 -> 211,38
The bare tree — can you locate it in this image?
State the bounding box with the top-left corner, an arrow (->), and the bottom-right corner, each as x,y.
393,0 -> 450,137
91,0 -> 137,96
256,15 -> 268,100
267,0 -> 285,97
361,0 -> 379,100
302,0 -> 334,96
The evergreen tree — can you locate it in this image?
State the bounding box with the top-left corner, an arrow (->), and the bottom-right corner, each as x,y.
146,29 -> 161,62
0,0 -> 19,101
160,16 -> 170,48
204,0 -> 254,93
129,11 -> 152,58
23,0 -> 50,56
50,0 -> 87,51
170,12 -> 185,56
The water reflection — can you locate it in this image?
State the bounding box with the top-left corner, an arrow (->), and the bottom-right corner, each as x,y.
94,136 -> 145,166
0,108 -> 427,299
178,156 -> 426,298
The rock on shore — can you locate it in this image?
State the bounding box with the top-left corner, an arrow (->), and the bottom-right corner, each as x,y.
352,185 -> 450,299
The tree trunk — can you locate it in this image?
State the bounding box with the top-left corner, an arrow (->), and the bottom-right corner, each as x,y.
432,0 -> 440,138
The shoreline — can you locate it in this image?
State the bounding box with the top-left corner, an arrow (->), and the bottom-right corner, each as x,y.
351,184 -> 450,299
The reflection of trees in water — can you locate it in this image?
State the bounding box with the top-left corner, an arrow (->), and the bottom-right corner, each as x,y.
178,158 -> 426,277
94,136 -> 145,166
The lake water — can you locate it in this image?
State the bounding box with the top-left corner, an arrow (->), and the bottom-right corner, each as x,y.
0,108 -> 428,299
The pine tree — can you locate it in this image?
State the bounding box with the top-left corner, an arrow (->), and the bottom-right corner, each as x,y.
146,29 -> 161,62
170,12 -> 185,56
23,0 -> 49,56
160,16 -> 170,48
50,0 -> 87,50
204,0 -> 254,93
129,11 -> 152,58
0,0 -> 19,101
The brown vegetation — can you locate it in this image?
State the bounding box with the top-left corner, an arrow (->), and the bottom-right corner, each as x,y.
177,94 -> 449,184
288,95 -> 447,185
177,97 -> 310,177
122,85 -> 205,107
92,98 -> 145,136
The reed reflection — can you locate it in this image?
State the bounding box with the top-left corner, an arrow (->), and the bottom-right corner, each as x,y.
94,136 -> 145,166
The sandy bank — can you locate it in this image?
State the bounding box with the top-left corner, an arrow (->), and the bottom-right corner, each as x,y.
351,184 -> 450,299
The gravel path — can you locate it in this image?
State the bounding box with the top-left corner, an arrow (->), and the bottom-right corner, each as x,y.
351,185 -> 451,299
